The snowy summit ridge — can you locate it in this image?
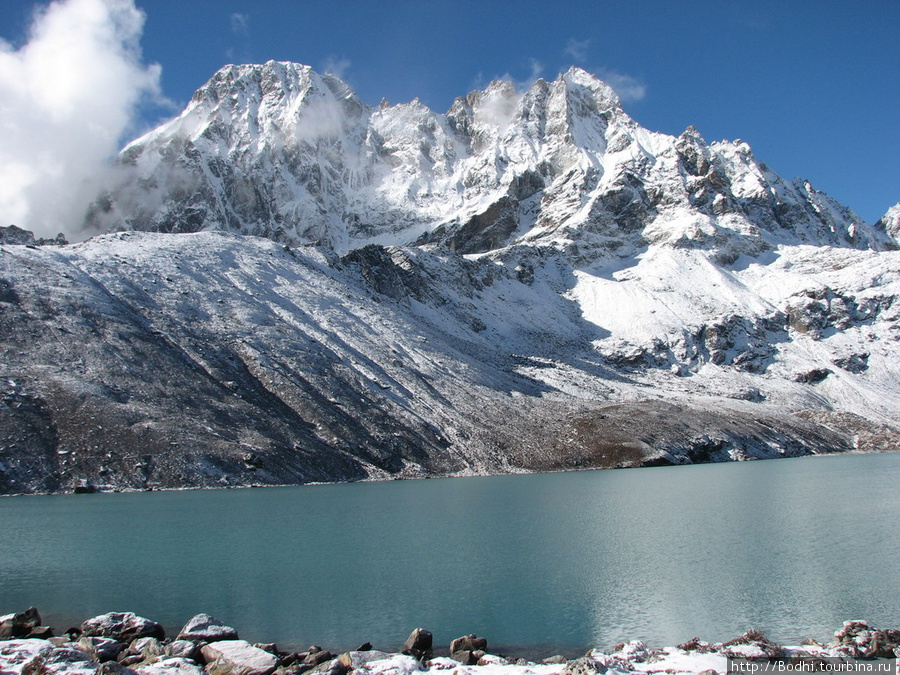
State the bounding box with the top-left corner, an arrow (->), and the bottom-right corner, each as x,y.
89,61 -> 896,256
1,63 -> 899,494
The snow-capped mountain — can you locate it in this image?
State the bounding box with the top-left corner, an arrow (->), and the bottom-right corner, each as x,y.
2,63 -> 898,494
89,61 -> 896,256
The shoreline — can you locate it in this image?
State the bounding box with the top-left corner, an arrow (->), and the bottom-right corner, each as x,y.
2,608 -> 898,675
3,448 -> 895,499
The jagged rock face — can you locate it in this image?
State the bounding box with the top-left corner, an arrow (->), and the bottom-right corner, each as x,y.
0,225 -> 67,246
88,62 -> 894,257
877,202 -> 900,242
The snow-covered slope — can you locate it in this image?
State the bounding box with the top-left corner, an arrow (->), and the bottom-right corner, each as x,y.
2,63 -> 898,494
2,229 -> 898,494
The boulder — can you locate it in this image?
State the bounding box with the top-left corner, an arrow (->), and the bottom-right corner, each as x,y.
135,657 -> 206,675
131,637 -> 165,660
42,645 -> 96,670
165,641 -> 201,661
562,656 -> 602,675
307,657 -> 348,675
448,634 -> 487,654
0,639 -> 54,673
0,607 -> 42,639
400,628 -> 432,658
77,636 -> 126,662
82,613 -> 165,643
177,615 -> 238,643
449,650 -> 478,665
120,655 -> 145,667
200,640 -> 278,675
333,651 -> 392,670
301,649 -> 334,666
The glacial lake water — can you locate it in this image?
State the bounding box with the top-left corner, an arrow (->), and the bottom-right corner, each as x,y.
2,453 -> 900,656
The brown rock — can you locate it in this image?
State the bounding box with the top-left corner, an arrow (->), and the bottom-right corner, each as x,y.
449,634 -> 487,654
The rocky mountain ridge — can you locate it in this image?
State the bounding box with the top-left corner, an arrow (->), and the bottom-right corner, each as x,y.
88,61 -> 897,257
1,63 -> 898,494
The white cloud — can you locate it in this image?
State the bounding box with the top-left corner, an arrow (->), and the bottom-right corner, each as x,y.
526,57 -> 543,83
321,55 -> 351,80
0,0 -> 162,239
230,12 -> 249,36
598,69 -> 647,103
564,38 -> 590,63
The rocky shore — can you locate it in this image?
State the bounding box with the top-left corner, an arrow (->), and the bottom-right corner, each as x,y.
2,608 -> 899,675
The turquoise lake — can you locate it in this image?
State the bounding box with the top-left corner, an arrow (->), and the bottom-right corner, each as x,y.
2,453 -> 899,656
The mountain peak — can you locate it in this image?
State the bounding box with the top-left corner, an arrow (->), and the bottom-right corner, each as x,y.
561,66 -> 621,109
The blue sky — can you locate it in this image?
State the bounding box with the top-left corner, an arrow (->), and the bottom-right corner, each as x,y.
1,0 -> 898,225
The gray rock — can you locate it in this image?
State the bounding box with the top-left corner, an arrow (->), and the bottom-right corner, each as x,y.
77,636 -> 126,662
38,647 -> 97,675
177,615 -> 239,643
335,651 -> 392,670
793,368 -> 832,384
81,613 -> 165,643
131,638 -> 165,660
301,650 -> 334,666
400,628 -> 432,658
135,657 -> 206,675
166,641 -> 201,661
120,655 -> 146,667
200,640 -> 278,675
0,225 -> 38,245
0,607 -> 42,638
562,656 -> 602,675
